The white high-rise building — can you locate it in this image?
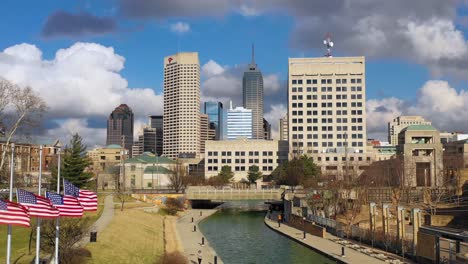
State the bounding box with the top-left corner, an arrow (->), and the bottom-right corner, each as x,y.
163,52 -> 201,159
226,101 -> 253,140
279,115 -> 288,141
388,116 -> 432,146
288,56 -> 367,156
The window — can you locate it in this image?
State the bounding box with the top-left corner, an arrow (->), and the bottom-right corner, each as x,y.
292,80 -> 297,84
307,79 -> 312,84
321,79 -> 326,84
336,79 -> 341,84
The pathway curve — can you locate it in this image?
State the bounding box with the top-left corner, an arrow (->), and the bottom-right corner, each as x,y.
79,194 -> 114,247
176,210 -> 223,264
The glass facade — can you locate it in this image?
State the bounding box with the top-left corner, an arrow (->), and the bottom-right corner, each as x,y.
226,106 -> 252,140
204,102 -> 223,140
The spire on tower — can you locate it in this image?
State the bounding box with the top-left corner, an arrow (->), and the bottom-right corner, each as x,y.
251,43 -> 255,64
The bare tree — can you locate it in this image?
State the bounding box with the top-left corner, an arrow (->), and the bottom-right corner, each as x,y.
0,79 -> 47,181
115,187 -> 132,211
169,160 -> 186,192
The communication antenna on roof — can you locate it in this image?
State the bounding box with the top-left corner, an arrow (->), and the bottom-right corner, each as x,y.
323,33 -> 334,57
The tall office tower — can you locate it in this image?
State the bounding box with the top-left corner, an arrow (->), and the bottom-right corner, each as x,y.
203,102 -> 223,140
163,52 -> 201,159
242,45 -> 264,139
200,114 -> 215,156
149,115 -> 163,155
226,101 -> 253,140
388,116 -> 431,146
288,56 -> 367,155
132,136 -> 143,157
263,118 -> 271,140
107,104 -> 134,154
279,115 -> 288,141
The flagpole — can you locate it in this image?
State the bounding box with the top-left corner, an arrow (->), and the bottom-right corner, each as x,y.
35,145 -> 43,264
6,143 -> 15,264
54,148 -> 61,264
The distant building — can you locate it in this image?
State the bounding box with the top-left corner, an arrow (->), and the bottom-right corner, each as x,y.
263,118 -> 271,140
243,45 -> 264,139
279,115 -> 288,141
200,114 -> 215,156
204,102 -> 223,140
204,139 -> 289,182
397,125 -> 443,187
163,52 -> 201,159
124,153 -> 176,189
107,104 -> 134,154
87,144 -> 127,189
440,132 -> 468,144
149,115 -> 163,155
226,101 -> 252,140
388,116 -> 431,146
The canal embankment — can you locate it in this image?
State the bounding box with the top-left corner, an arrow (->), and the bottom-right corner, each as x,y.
264,214 -> 395,264
176,209 -> 224,264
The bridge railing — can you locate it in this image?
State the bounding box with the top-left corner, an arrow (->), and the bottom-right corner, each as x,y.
185,187 -> 283,200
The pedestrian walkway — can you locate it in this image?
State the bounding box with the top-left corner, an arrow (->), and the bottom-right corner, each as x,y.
176,210 -> 223,264
79,194 -> 114,247
265,214 -> 394,264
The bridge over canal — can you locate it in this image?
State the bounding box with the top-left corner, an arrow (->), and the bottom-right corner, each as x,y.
185,187 -> 283,201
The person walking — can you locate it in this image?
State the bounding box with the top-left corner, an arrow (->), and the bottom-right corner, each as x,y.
277,213 -> 282,227
197,250 -> 203,264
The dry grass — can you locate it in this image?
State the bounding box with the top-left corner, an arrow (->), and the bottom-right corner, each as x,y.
85,209 -> 164,263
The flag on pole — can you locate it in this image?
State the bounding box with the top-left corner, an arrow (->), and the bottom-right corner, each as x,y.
46,191 -> 84,217
16,189 -> 59,218
64,180 -> 98,211
0,199 -> 30,227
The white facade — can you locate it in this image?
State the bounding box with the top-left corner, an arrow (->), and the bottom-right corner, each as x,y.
388,116 -> 431,146
205,139 -> 289,182
163,52 -> 201,159
288,56 -> 367,156
226,102 -> 253,140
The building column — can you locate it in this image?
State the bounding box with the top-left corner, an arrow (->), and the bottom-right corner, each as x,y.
369,202 -> 377,246
397,206 -> 406,256
411,208 -> 421,257
382,204 -> 390,237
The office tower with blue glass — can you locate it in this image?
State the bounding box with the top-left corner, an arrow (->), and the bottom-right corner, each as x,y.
226,101 -> 253,140
204,102 -> 223,140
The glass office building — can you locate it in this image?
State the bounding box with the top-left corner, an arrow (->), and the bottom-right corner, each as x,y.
203,102 -> 223,140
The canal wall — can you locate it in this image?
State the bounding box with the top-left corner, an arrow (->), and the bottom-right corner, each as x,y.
176,209 -> 224,264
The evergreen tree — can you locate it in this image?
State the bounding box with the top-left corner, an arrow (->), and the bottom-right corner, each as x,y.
50,133 -> 92,190
247,165 -> 262,184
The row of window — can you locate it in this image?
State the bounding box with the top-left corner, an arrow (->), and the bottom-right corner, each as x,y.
292,125 -> 364,132
291,79 -> 362,85
291,141 -> 365,147
291,110 -> 363,116
207,166 -> 274,172
291,86 -> 363,93
207,151 -> 275,156
292,118 -> 363,124
291,94 -> 363,100
207,158 -> 275,164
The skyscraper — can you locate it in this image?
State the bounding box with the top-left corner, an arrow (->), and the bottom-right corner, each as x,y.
149,115 -> 163,155
226,101 -> 253,140
263,118 -> 271,140
279,115 -> 288,141
163,52 -> 201,159
106,104 -> 134,153
388,116 -> 431,146
288,56 -> 367,155
243,45 -> 264,139
203,102 -> 223,140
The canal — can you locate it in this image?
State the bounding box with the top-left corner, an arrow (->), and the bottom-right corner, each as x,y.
199,208 -> 335,264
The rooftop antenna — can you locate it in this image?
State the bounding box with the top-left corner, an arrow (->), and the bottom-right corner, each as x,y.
251,43 -> 255,64
323,33 -> 334,57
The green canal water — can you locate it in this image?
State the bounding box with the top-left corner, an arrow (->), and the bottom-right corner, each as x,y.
199,209 -> 335,264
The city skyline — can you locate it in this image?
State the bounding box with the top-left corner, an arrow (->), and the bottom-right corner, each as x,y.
1,1 -> 468,147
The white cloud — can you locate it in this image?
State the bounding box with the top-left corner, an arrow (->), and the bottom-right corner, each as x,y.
45,119 -> 106,148
0,42 -> 163,144
239,5 -> 260,17
170,21 -> 190,34
264,104 -> 287,140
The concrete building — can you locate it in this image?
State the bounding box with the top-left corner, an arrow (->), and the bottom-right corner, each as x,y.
243,46 -> 264,139
263,118 -> 271,140
388,116 -> 431,146
200,114 -> 215,157
149,115 -> 163,155
440,132 -> 468,144
203,102 -> 223,140
107,104 -> 134,154
123,153 -> 176,189
397,125 -> 443,187
226,102 -> 253,140
288,56 -> 367,156
279,115 -> 288,141
204,139 -> 289,182
163,52 -> 201,159
87,144 -> 127,189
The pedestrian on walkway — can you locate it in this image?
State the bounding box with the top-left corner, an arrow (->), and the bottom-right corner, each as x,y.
197,250 -> 203,264
277,213 -> 282,227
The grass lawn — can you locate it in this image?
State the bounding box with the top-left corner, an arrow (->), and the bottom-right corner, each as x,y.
85,209 -> 164,263
0,194 -> 106,263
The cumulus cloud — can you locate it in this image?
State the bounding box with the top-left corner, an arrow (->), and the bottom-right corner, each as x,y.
170,22 -> 190,34
44,119 -> 106,148
264,104 -> 287,139
367,80 -> 468,140
0,42 -> 163,146
42,11 -> 117,38
239,5 -> 260,17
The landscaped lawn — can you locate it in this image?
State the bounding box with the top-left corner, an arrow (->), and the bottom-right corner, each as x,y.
85,209 -> 164,263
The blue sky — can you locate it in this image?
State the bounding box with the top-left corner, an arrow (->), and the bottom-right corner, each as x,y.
1,0 -> 468,145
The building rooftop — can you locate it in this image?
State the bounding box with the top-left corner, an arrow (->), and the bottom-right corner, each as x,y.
143,166 -> 173,174
125,152 -> 176,164
403,124 -> 437,131
106,144 -> 122,149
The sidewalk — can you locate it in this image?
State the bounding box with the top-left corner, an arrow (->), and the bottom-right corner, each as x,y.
265,214 -> 400,264
79,194 -> 114,247
176,210 -> 223,264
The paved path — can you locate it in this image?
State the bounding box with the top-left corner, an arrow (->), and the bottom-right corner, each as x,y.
265,214 -> 394,264
79,194 -> 114,246
176,210 -> 223,264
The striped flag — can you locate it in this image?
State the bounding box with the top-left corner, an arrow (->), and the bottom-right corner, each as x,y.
46,191 -> 83,217
0,199 -> 30,227
16,189 -> 59,218
64,180 -> 98,211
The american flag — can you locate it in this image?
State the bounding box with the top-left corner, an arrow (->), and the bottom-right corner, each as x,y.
0,199 -> 30,227
46,191 -> 83,217
16,189 -> 59,218
64,180 -> 98,211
